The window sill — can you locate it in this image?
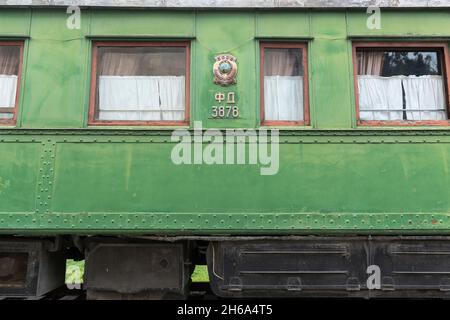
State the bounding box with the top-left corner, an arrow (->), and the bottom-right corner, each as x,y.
260,126 -> 313,130
353,127 -> 450,131
357,120 -> 450,128
86,125 -> 190,130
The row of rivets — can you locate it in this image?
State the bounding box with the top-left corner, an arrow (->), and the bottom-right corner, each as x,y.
0,212 -> 443,230
35,141 -> 56,214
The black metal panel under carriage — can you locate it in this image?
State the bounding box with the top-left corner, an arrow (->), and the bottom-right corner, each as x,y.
207,237 -> 450,298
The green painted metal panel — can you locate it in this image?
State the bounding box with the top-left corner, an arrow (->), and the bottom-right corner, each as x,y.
347,9 -> 450,37
0,131 -> 450,233
195,11 -> 257,128
256,11 -> 310,37
50,140 -> 450,214
0,9 -> 450,235
310,12 -> 353,128
0,9 -> 31,37
0,143 -> 40,212
0,212 -> 449,234
20,9 -> 89,128
89,9 -> 195,37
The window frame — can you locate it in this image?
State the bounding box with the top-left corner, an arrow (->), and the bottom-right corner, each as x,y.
88,41 -> 191,126
260,42 -> 310,126
352,41 -> 450,127
0,41 -> 24,126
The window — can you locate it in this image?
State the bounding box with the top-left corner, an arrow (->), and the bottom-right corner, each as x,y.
0,42 -> 23,125
89,42 -> 190,126
353,42 -> 450,125
260,43 -> 309,126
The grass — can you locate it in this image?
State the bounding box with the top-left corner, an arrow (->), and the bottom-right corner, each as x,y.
65,260 -> 209,284
191,265 -> 209,282
65,260 -> 84,285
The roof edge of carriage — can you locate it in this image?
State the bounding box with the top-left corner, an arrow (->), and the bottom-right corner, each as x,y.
0,0 -> 449,9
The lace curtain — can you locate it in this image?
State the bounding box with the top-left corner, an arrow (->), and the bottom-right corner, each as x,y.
264,48 -> 304,121
96,47 -> 186,121
0,46 -> 20,119
357,50 -> 447,121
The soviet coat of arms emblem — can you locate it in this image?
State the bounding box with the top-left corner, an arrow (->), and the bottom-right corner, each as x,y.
213,54 -> 238,86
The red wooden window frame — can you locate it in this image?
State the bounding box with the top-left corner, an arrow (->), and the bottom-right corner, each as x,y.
88,41 -> 191,126
260,42 -> 310,127
0,41 -> 24,126
352,42 -> 450,127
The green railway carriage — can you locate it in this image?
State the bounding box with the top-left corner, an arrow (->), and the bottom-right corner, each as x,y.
2,0 -> 450,299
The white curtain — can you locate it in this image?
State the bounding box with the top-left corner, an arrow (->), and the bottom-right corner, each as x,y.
0,75 -> 17,107
358,75 -> 404,120
264,76 -> 303,121
98,76 -> 185,121
158,76 -> 185,121
403,75 -> 446,120
358,75 -> 447,121
0,75 -> 17,119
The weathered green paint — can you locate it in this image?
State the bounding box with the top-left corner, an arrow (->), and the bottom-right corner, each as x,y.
310,12 -> 353,129
1,9 -> 450,234
48,139 -> 450,214
346,9 -> 450,37
90,10 -> 195,37
21,10 -> 89,128
0,142 -> 40,212
256,11 -> 311,38
196,11 -> 257,128
1,212 -> 450,235
0,9 -> 31,37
